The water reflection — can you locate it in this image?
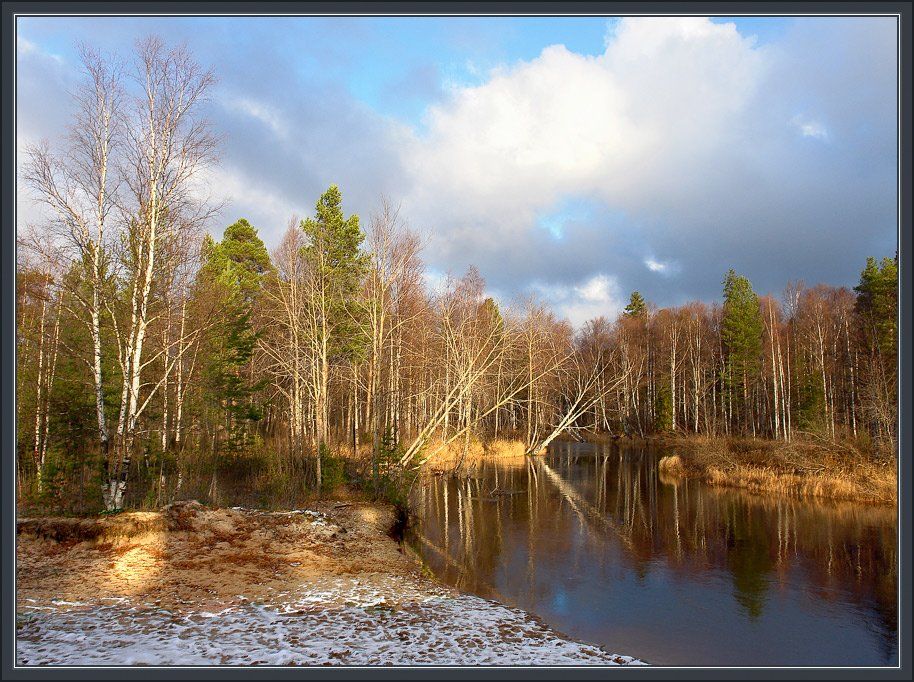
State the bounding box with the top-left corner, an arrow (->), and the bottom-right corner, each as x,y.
408,442 -> 897,666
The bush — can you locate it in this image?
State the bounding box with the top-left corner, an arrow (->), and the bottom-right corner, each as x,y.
17,447 -> 105,517
370,429 -> 418,510
654,385 -> 673,432
320,442 -> 347,494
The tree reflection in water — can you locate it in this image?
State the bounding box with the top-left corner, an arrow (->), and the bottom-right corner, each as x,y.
408,442 -> 897,666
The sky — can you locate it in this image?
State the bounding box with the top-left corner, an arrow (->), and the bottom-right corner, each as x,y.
15,15 -> 898,326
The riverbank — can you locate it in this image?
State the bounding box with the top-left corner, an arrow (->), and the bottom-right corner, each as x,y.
413,431 -> 896,506
16,500 -> 643,666
657,435 -> 896,505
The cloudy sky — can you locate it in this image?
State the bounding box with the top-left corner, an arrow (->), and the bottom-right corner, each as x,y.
16,15 -> 898,325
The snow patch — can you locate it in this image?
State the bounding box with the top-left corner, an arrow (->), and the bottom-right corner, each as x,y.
18,575 -> 644,666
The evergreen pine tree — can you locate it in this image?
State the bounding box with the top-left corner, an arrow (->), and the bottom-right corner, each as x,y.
299,185 -> 369,469
624,291 -> 648,318
854,255 -> 897,358
720,269 -> 763,432
198,219 -> 272,449
300,185 -> 369,360
654,384 -> 673,432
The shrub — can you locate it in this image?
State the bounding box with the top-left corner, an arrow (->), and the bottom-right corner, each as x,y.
369,429 -> 418,510
320,442 -> 347,494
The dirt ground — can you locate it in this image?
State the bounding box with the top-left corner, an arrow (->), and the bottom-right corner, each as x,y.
16,500 -> 643,666
17,500 -> 410,613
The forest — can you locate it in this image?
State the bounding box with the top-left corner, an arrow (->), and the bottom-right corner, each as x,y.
16,38 -> 899,515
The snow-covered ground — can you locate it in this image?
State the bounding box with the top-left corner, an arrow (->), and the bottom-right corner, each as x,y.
17,574 -> 643,666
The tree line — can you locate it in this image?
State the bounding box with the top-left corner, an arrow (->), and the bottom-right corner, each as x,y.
17,39 -> 898,512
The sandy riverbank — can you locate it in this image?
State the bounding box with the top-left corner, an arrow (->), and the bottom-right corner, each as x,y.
16,500 -> 642,666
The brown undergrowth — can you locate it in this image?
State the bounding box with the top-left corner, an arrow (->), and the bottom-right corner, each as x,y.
657,435 -> 896,505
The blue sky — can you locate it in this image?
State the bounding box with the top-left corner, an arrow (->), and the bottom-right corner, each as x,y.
15,16 -> 789,124
16,15 -> 897,325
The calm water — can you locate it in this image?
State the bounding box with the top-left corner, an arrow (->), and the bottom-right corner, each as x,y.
407,443 -> 898,666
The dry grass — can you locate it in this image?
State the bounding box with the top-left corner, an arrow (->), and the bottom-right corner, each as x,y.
422,438 -> 529,473
658,435 -> 897,505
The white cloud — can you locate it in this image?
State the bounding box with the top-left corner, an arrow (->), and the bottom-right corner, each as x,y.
407,17 -> 762,205
221,95 -> 290,138
578,274 -> 614,302
532,273 -> 624,327
17,35 -> 63,64
15,17 -> 896,314
792,114 -> 828,139
399,17 -> 766,279
197,165 -> 297,238
17,35 -> 37,55
644,258 -> 668,273
392,16 -> 894,307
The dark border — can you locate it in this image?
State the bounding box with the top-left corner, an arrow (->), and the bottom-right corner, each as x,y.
1,2 -> 911,680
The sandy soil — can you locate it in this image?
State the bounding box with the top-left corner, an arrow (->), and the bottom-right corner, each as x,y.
18,501 -> 408,612
16,501 -> 643,666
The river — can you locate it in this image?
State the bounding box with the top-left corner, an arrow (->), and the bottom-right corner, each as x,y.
407,442 -> 897,666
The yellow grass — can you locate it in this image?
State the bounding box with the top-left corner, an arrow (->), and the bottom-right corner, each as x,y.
658,436 -> 896,505
422,438 -> 529,472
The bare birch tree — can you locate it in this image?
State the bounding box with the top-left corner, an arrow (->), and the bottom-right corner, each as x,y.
23,45 -> 123,458
103,37 -> 217,510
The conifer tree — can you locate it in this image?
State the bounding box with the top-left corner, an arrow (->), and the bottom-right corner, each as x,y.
198,219 -> 272,449
854,256 -> 898,359
624,291 -> 648,318
300,186 -> 368,484
721,269 -> 763,433
854,255 -> 898,443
